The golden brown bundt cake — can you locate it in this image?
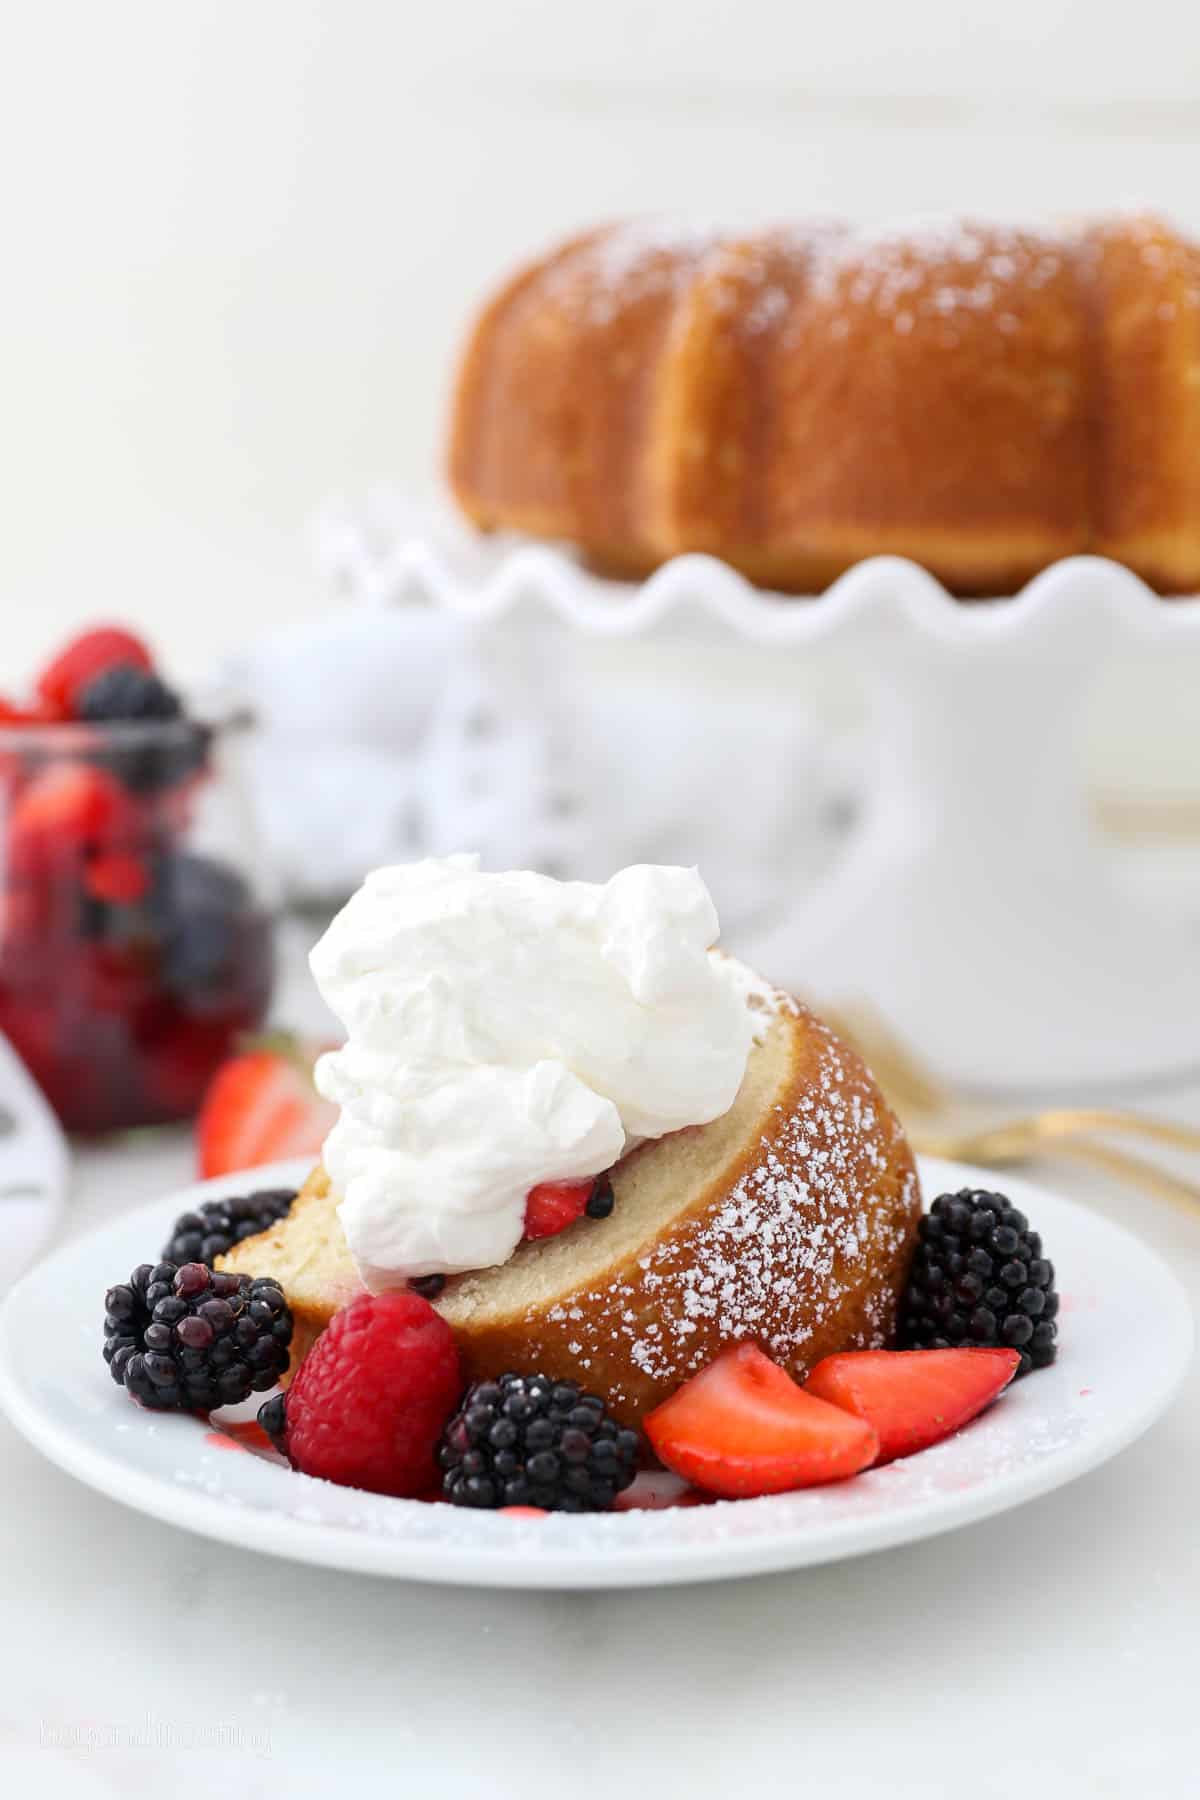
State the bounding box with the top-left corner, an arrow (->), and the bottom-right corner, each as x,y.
447,213 -> 1200,596
220,997 -> 922,1428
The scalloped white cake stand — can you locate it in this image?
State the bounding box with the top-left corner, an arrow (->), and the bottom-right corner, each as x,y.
315,501 -> 1200,1093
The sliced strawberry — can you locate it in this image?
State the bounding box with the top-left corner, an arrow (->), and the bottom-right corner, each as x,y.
9,762 -> 140,853
36,627 -> 155,717
0,882 -> 46,943
83,849 -> 149,905
523,1177 -> 594,1240
612,1471 -> 708,1512
803,1348 -> 1020,1465
196,1040 -> 339,1178
0,694 -> 67,726
0,696 -> 44,725
644,1342 -> 879,1498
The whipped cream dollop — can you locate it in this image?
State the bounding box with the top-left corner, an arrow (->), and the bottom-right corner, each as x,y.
310,855 -> 759,1288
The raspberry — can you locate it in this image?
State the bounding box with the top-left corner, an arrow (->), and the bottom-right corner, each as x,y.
261,1293 -> 462,1497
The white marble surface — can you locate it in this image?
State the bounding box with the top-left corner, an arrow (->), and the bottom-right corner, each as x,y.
1,1108 -> 1197,1797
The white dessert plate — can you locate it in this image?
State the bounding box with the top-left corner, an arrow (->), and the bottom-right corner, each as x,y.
0,1031 -> 70,1293
0,1155 -> 1190,1589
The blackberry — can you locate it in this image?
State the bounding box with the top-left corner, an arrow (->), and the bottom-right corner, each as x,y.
438,1372 -> 640,1512
77,663 -> 210,792
78,663 -> 183,723
162,1188 -> 297,1266
408,1274 -> 447,1299
898,1188 -> 1059,1377
103,1260 -> 293,1412
157,853 -> 249,994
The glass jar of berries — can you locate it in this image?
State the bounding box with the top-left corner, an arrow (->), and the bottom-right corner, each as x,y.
0,630 -> 276,1133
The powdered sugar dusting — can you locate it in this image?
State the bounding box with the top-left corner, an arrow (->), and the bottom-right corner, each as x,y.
540,1008 -> 918,1408
542,220 -> 725,328
724,958 -> 800,1044
175,1373 -> 1097,1564
803,216 -> 1070,342
540,211 -> 1200,347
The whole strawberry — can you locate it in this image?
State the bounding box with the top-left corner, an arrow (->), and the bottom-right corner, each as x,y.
259,1292 -> 462,1497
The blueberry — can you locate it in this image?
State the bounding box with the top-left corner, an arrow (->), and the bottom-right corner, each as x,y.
585,1176 -> 616,1219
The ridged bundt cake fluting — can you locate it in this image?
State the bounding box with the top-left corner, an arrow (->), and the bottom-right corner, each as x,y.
448,214 -> 1200,596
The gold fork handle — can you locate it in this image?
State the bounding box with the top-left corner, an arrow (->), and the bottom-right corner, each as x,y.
1040,1109 -> 1200,1155
1045,1137 -> 1200,1215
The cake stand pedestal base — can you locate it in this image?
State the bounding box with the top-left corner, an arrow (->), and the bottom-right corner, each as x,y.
741,559 -> 1200,1093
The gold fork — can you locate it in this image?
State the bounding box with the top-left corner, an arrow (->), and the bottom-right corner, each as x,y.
821,1002 -> 949,1121
819,998 -> 1200,1212
909,1119 -> 1200,1214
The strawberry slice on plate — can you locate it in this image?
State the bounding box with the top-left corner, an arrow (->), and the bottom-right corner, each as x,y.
803,1348 -> 1020,1465
644,1341 -> 879,1499
523,1178 -> 594,1240
196,1039 -> 338,1178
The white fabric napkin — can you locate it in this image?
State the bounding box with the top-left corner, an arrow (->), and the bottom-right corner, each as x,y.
218,498 -> 849,927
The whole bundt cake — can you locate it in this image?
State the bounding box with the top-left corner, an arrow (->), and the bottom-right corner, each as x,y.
447,213 -> 1200,596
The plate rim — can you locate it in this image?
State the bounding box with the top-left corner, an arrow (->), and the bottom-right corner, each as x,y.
0,1031 -> 71,1291
0,1156 -> 1193,1589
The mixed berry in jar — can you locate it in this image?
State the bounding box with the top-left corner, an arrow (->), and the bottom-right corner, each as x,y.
0,628 -> 275,1133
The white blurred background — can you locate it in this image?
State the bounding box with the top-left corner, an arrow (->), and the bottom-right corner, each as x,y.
3,0 -> 1200,679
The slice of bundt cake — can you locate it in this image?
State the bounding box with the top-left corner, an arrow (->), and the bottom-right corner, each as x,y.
220,995 -> 921,1428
